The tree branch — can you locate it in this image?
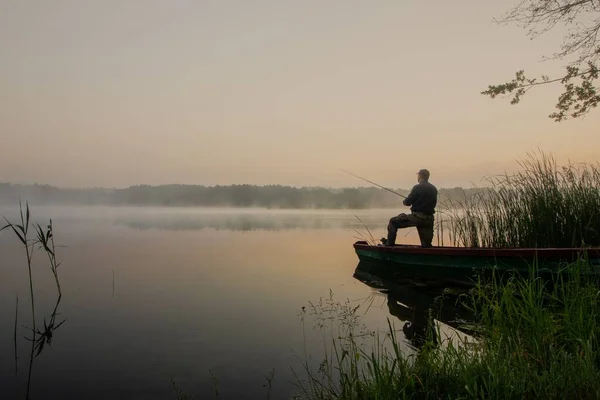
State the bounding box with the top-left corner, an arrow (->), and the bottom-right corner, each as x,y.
482,63 -> 599,121
485,0 -> 600,121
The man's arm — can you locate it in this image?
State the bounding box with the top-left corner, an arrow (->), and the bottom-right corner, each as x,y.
403,185 -> 419,206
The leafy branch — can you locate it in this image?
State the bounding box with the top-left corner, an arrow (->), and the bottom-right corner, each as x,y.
482,62 -> 599,121
484,0 -> 600,121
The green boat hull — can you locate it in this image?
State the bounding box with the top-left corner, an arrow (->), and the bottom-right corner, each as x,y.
353,241 -> 600,286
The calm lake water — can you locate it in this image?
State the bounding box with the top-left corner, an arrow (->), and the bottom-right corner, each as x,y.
0,206 -> 458,399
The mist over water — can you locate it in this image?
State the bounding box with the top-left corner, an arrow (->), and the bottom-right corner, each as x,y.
0,183 -> 482,210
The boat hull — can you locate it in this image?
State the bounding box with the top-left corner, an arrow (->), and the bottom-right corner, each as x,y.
353,241 -> 600,285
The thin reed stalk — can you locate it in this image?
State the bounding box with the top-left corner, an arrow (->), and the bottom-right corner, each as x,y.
1,201 -> 37,400
35,219 -> 61,299
14,294 -> 18,377
1,201 -> 37,334
353,215 -> 376,245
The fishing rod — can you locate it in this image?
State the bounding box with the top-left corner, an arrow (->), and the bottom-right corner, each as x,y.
341,169 -> 406,199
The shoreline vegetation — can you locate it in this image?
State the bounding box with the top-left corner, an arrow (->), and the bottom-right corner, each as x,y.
1,153 -> 597,216
0,182 -> 482,209
442,152 -> 600,248
285,260 -> 600,400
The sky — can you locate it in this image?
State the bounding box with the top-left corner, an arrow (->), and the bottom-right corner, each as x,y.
1,0 -> 599,190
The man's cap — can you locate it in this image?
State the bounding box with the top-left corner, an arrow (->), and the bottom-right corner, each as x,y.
417,169 -> 430,180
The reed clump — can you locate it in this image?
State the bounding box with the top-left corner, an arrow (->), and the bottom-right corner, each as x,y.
443,151 -> 600,248
293,261 -> 600,399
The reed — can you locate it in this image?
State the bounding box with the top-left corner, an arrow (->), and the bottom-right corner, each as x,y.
34,219 -> 62,299
2,201 -> 65,400
2,201 -> 36,334
352,215 -> 377,246
442,151 -> 600,248
292,260 -> 600,399
2,201 -> 38,400
14,294 -> 19,376
170,378 -> 196,400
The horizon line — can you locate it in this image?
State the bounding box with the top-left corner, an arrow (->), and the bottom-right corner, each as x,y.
0,181 -> 491,191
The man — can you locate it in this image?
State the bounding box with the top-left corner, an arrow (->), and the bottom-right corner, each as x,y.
383,169 -> 437,247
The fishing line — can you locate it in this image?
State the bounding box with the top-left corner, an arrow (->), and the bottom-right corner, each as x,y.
340,169 -> 407,199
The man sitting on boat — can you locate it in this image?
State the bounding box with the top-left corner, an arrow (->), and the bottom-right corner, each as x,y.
382,169 -> 437,247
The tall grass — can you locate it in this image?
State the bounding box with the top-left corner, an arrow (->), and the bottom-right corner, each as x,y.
2,201 -> 65,400
443,151 -> 600,248
293,261 -> 600,399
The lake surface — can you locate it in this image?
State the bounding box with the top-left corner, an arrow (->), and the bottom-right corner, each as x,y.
0,206 -> 458,399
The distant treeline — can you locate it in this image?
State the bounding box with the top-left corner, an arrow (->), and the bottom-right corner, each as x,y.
0,183 -> 485,209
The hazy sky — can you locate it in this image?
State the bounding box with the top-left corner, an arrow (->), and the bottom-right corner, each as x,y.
1,0 -> 599,189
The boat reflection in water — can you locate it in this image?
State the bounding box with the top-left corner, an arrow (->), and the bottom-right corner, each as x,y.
353,260 -> 476,350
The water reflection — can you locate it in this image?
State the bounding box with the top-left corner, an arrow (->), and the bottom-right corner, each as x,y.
353,261 -> 475,350
116,214 -> 339,231
112,210 -> 389,232
8,289 -> 65,400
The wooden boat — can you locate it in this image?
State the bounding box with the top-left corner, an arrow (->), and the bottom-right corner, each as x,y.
353,241 -> 600,285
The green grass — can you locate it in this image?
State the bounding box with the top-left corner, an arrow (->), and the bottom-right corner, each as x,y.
292,261 -> 600,399
441,151 -> 600,248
